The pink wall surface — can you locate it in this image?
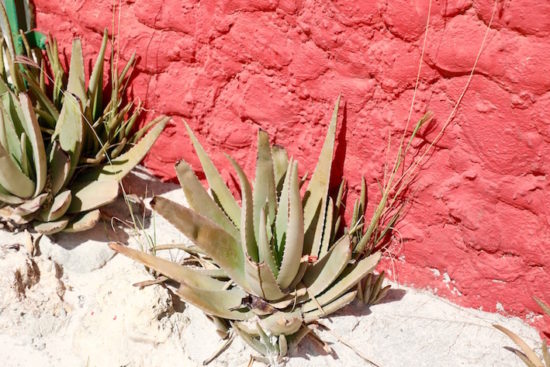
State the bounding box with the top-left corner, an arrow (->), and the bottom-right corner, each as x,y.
34,0 -> 550,334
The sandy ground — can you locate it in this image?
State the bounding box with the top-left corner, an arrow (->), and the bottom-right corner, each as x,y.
0,169 -> 543,367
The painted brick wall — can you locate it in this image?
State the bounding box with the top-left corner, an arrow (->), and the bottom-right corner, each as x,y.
33,0 -> 550,334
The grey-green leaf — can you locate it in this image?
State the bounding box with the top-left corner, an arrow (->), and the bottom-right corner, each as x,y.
53,93 -> 84,182
277,161 -> 304,289
19,94 -> 47,197
257,205 -> 279,278
228,156 -> 258,261
110,243 -> 227,290
79,116 -> 168,183
177,284 -> 252,321
88,30 -> 108,120
151,196 -> 248,291
253,130 -> 277,236
63,209 -> 101,233
184,122 -> 240,226
67,179 -> 119,213
303,290 -> 357,323
34,217 -> 70,235
67,38 -> 87,105
0,142 -> 34,198
244,256 -> 286,301
175,160 -> 239,240
302,235 -> 351,297
301,251 -> 381,313
303,96 -> 340,233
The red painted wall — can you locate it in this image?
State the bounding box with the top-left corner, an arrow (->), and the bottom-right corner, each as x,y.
34,0 -> 550,334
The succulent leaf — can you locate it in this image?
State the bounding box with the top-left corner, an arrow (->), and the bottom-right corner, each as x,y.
80,116 -> 169,183
277,161 -> 304,289
109,243 -> 227,290
302,96 -> 339,233
177,284 -> 252,321
244,256 -> 285,301
253,130 -> 277,235
67,179 -> 119,213
274,157 -> 292,261
494,325 -> 544,367
259,310 -> 303,336
228,156 -> 258,261
13,193 -> 48,216
302,235 -> 351,297
34,217 -> 69,234
319,197 -> 334,257
257,205 -> 279,278
0,138 -> 34,198
52,93 -> 84,182
88,30 -> 108,121
66,38 -> 87,105
233,323 -> 269,356
271,145 -> 289,191
49,142 -> 71,195
301,251 -> 381,313
303,290 -> 357,323
184,122 -> 241,226
64,209 -> 101,233
151,196 -> 248,291
175,160 -> 239,240
0,184 -> 24,204
38,190 -> 72,222
19,94 -> 47,197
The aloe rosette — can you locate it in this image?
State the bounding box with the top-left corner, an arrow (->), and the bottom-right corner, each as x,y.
0,83 -> 167,234
111,98 -> 381,361
0,5 -> 168,234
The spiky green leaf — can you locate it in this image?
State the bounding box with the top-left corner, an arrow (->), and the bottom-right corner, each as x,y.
244,256 -> 285,301
151,196 -> 248,291
303,96 -> 340,232
184,122 -> 240,226
175,160 -> 239,240
277,161 -> 304,289
109,243 -> 227,290
177,284 -> 252,321
19,94 -> 47,197
67,179 -> 119,213
228,156 -> 258,261
301,251 -> 381,313
253,130 -> 277,235
303,290 -> 356,323
302,235 -> 351,296
0,142 -> 34,198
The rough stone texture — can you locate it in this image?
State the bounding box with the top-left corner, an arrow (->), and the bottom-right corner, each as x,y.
33,0 -> 550,335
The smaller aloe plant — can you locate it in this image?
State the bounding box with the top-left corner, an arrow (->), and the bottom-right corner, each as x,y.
0,85 -> 167,234
111,98 -> 386,363
0,3 -> 169,234
494,297 -> 550,367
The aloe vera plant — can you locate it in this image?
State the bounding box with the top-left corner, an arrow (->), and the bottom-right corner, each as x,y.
0,3 -> 168,234
494,297 -> 550,367
110,98 -> 385,362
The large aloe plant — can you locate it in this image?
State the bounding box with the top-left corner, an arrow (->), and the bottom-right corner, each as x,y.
0,3 -> 169,234
110,98 -> 382,362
